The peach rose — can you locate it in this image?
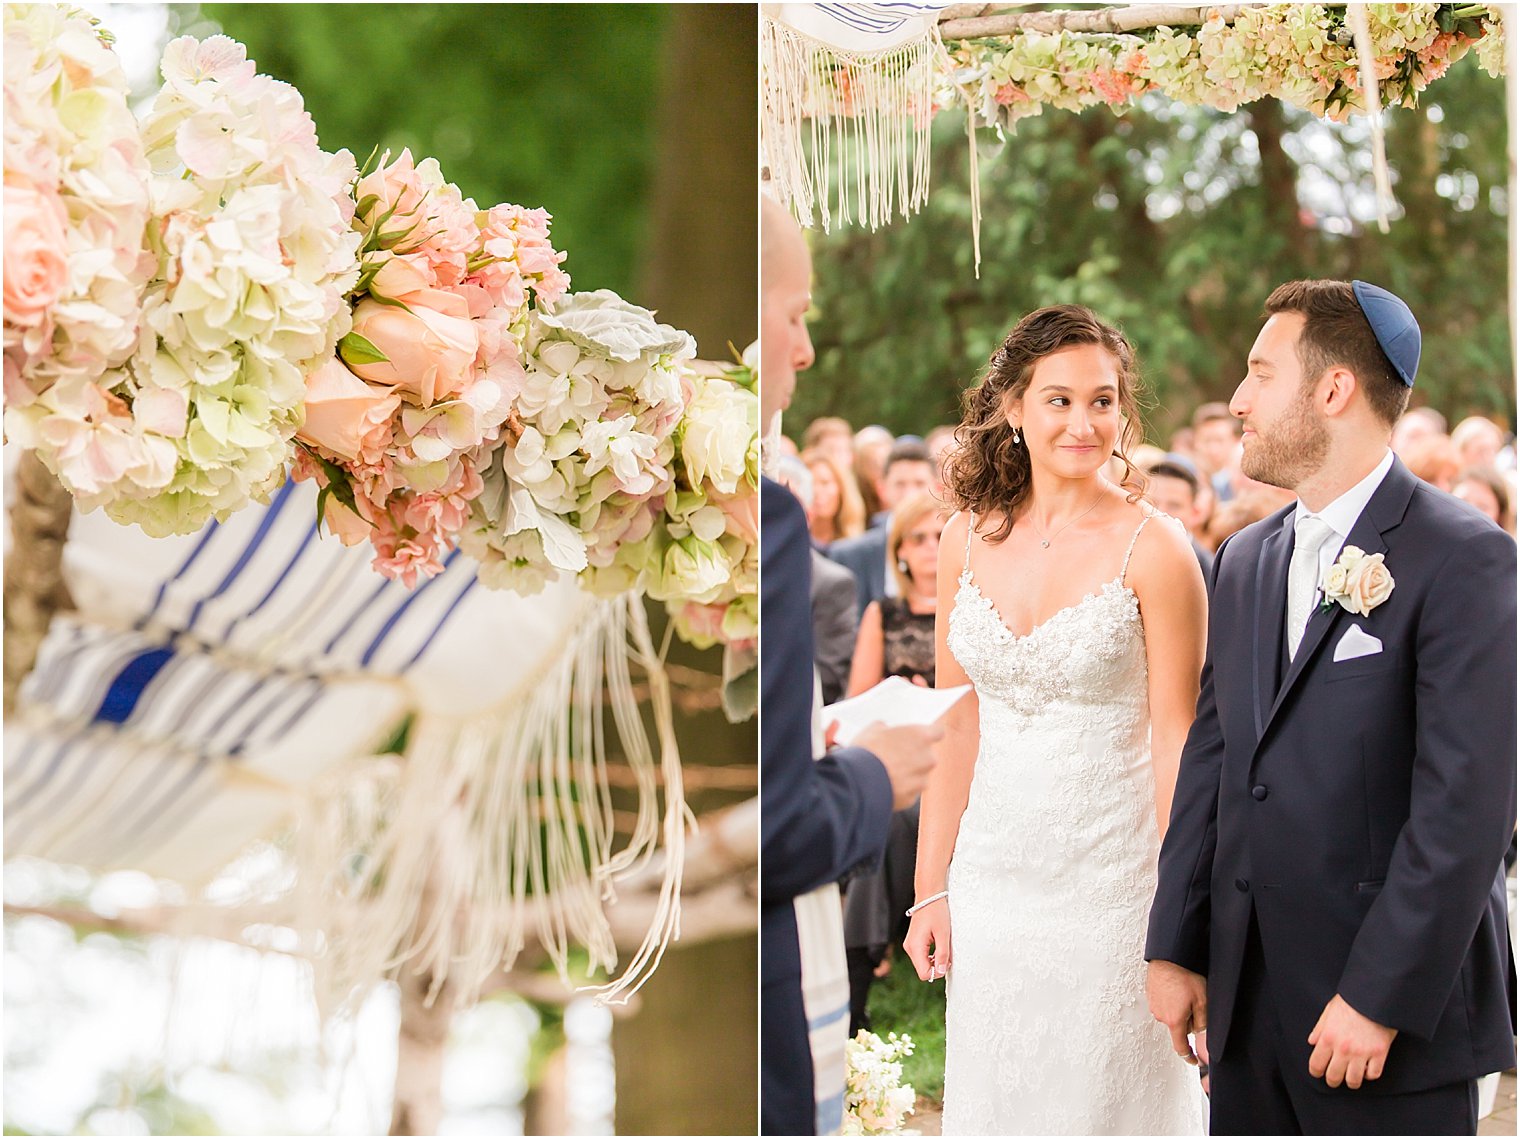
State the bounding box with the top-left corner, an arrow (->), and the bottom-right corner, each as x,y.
4,180 -> 70,328
298,357 -> 401,461
347,288 -> 478,407
1342,550 -> 1394,616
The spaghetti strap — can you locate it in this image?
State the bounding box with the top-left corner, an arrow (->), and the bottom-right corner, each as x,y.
1120,508 -> 1153,586
963,510 -> 975,573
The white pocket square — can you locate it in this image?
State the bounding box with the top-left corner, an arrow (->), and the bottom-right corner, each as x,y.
1333,625 -> 1383,662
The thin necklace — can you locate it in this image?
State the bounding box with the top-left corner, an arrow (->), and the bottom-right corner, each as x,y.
1028,488 -> 1107,549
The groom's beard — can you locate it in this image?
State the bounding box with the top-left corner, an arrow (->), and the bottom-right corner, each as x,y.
1240,390 -> 1331,491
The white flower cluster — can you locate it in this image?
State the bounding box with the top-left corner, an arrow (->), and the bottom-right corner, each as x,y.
100,35 -> 359,535
651,364 -> 759,649
842,1030 -> 917,1136
3,3 -> 154,470
462,289 -> 694,594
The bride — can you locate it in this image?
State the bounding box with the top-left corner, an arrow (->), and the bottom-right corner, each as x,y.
903,305 -> 1208,1134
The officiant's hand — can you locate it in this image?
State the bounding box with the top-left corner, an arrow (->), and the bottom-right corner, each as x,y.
856,721 -> 943,810
1308,994 -> 1397,1088
1147,960 -> 1207,1065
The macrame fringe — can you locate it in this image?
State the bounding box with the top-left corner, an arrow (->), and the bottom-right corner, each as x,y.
280,594 -> 690,1018
761,15 -> 934,231
1347,3 -> 1394,234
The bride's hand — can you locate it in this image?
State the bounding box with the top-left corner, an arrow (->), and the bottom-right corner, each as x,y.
903,900 -> 950,982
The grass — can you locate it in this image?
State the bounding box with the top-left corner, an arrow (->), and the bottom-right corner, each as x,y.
863,950 -> 948,1103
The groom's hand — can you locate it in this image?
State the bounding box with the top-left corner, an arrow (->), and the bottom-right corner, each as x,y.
1308,994 -> 1397,1089
1146,960 -> 1207,1064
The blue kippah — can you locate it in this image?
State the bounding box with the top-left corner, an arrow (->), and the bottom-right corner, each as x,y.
1352,280 -> 1420,387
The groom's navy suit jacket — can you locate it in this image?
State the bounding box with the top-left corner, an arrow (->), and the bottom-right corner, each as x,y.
1147,457 -> 1516,1094
761,476 -> 893,1133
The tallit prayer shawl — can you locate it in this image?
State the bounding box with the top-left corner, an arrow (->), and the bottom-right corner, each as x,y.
5,471 -> 687,1011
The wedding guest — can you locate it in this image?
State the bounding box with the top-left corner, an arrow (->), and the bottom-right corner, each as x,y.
1391,405 -> 1448,461
846,491 -> 946,696
804,415 -> 855,472
854,424 -> 894,518
761,193 -> 941,1137
1453,465 -> 1514,533
925,423 -> 958,496
1404,432 -> 1462,491
1168,424 -> 1196,458
1193,401 -> 1243,503
1451,415 -> 1507,470
1204,485 -> 1292,552
841,491 -> 948,1035
778,455 -> 862,704
1142,457 -> 1214,579
873,440 -> 936,527
803,448 -> 867,546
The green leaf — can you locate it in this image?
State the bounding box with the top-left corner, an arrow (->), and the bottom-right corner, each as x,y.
338,331 -> 390,367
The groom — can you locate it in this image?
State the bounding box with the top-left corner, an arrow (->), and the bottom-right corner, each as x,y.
1146,279 -> 1515,1134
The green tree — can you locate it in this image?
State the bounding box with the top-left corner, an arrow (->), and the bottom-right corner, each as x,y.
793,55 -> 1510,443
196,4 -> 668,297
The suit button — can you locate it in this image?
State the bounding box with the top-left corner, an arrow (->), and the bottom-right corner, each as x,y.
1252,784 -> 1269,801
1235,878 -> 1249,892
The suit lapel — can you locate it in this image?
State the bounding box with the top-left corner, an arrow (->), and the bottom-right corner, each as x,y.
1258,458 -> 1418,745
1252,511 -> 1294,740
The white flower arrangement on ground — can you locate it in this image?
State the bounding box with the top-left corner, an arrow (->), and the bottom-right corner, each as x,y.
842,1029 -> 918,1136
2,3 -> 155,491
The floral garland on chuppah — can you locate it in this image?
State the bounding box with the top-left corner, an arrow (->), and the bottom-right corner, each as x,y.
948,3 -> 1507,131
2,1 -> 756,1031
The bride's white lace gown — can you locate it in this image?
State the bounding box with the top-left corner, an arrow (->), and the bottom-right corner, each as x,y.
941,511 -> 1202,1135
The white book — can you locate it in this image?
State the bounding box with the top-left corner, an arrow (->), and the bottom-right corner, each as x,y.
821,676 -> 971,746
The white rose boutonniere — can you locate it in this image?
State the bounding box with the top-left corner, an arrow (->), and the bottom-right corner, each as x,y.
1320,546 -> 1395,617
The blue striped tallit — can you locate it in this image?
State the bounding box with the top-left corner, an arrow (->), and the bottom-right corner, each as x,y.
5,468 -> 590,881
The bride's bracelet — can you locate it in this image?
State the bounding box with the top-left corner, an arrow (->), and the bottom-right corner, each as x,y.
905,890 -> 949,917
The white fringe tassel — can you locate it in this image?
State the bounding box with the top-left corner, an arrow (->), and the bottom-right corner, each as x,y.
761,14 -> 934,231
288,594 -> 690,1017
1348,3 -> 1394,234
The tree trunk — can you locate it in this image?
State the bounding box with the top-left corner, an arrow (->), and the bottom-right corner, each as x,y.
611,933 -> 758,1135
4,450 -> 74,717
638,4 -> 758,357
390,966 -> 456,1136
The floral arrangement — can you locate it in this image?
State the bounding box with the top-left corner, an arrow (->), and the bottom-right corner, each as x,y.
948,4 -> 1507,131
3,7 -> 757,648
842,1029 -> 917,1136
3,4 -> 154,501
291,148 -> 570,586
8,26 -> 360,536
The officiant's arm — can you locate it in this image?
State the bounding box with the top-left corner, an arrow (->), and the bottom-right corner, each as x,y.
1129,516 -> 1208,839
1335,526 -> 1517,1041
905,511 -> 980,981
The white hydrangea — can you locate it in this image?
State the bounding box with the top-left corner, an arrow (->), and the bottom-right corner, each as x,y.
95,34 -> 360,535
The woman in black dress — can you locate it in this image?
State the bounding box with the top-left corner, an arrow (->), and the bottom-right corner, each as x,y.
842,491 -> 947,1033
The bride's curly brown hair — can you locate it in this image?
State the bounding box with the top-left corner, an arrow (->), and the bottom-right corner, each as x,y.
944,304 -> 1148,543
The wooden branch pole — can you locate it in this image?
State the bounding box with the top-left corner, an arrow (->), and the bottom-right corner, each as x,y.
4,450 -> 74,716
939,3 -> 1261,40
390,962 -> 455,1136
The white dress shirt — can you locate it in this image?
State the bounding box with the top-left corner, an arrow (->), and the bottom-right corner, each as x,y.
1292,448 -> 1395,602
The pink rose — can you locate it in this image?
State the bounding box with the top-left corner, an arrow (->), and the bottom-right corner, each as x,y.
353,149 -> 429,235
348,288 -> 479,407
321,496 -> 374,546
4,180 -> 70,329
367,253 -> 434,300
719,491 -> 759,544
297,357 -> 401,461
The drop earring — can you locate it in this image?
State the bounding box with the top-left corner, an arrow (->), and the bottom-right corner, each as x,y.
1012,427 -> 1022,445
897,559 -> 910,574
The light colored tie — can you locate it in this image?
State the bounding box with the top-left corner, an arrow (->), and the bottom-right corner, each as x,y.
1287,513 -> 1337,660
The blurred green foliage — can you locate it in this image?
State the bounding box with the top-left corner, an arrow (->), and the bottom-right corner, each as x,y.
193,4 -> 669,296
793,55 -> 1512,442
